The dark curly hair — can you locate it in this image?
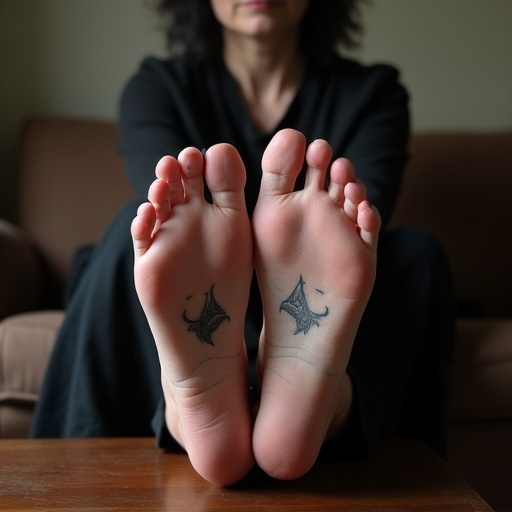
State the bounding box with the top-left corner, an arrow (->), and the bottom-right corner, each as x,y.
149,0 -> 366,60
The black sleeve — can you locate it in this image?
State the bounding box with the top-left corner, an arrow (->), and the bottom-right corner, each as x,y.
118,58 -> 198,197
342,65 -> 410,229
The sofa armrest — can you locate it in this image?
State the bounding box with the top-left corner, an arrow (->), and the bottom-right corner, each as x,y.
0,311 -> 63,438
447,318 -> 512,510
449,318 -> 512,421
0,219 -> 42,320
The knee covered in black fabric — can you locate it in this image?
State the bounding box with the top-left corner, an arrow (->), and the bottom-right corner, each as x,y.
382,226 -> 450,269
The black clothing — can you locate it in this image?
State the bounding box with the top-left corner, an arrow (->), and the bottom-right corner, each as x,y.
118,56 -> 409,226
31,55 -> 453,457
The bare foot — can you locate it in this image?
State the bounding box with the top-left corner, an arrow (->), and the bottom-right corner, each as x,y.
131,145 -> 255,485
252,129 -> 380,480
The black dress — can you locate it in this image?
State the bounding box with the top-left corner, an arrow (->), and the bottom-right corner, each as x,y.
31,54 -> 454,458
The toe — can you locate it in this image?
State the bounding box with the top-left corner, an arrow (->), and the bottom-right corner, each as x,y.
155,156 -> 184,206
304,140 -> 333,190
357,201 -> 381,249
204,143 -> 247,211
261,129 -> 306,196
178,147 -> 205,200
328,158 -> 356,207
148,179 -> 171,229
131,202 -> 157,256
344,180 -> 367,223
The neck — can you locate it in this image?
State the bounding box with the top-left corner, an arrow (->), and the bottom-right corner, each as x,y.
223,31 -> 306,132
224,30 -> 304,96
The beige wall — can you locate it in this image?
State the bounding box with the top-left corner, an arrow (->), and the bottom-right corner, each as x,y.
1,0 -> 511,219
358,0 -> 512,130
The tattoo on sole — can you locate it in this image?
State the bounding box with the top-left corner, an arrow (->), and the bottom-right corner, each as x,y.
183,285 -> 230,346
280,275 -> 329,335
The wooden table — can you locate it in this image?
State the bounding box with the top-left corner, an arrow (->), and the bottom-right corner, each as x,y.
0,437 -> 492,511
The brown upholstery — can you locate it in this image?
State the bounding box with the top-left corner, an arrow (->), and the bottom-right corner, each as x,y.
390,132 -> 512,511
18,118 -> 133,294
390,132 -> 512,317
0,117 -> 511,510
0,311 -> 63,438
0,220 -> 42,318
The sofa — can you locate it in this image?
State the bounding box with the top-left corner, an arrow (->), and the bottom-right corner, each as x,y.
1,117 -> 511,510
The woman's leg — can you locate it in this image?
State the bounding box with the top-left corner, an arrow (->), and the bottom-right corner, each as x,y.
347,226 -> 454,458
31,200 -> 162,439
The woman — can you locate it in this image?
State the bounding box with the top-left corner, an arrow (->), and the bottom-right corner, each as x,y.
32,0 -> 454,486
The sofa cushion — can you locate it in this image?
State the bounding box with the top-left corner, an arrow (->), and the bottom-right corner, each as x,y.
449,318 -> 512,420
0,311 -> 63,437
0,220 -> 42,320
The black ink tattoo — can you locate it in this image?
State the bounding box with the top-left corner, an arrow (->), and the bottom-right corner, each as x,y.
280,275 -> 329,335
183,285 -> 230,346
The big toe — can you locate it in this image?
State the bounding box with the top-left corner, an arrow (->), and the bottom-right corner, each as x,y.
261,129 -> 306,195
204,143 -> 247,210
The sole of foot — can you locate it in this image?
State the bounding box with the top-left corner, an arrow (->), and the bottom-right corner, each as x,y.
251,129 -> 380,480
131,144 -> 255,485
